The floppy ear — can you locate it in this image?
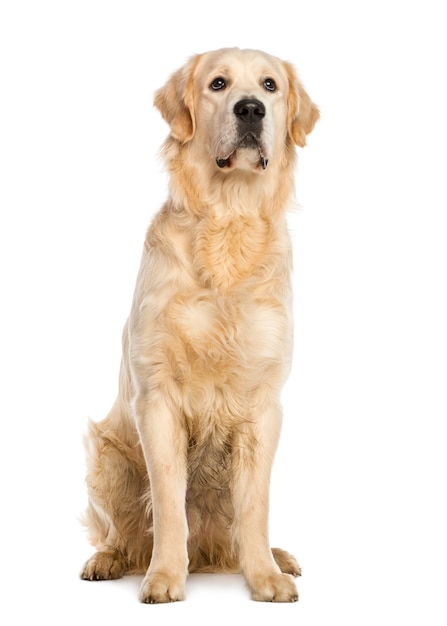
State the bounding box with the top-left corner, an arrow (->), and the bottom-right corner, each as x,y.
284,61 -> 320,147
154,54 -> 202,143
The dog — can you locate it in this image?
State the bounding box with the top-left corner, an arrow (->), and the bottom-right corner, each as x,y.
80,47 -> 319,603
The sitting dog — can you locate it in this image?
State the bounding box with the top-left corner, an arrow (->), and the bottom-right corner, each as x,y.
81,47 -> 319,603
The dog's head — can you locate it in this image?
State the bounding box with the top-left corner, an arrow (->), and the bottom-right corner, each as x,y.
155,48 -> 319,174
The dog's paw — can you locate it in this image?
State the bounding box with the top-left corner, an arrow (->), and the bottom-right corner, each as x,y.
80,550 -> 126,581
272,548 -> 302,577
250,572 -> 298,603
139,571 -> 186,604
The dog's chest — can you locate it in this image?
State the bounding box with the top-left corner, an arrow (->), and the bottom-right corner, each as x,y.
168,287 -> 288,366
192,214 -> 271,291
162,214 -> 292,368
136,210 -> 293,417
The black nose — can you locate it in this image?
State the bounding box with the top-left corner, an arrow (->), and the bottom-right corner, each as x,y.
233,99 -> 265,123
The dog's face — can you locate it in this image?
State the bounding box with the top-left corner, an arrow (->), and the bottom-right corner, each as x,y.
155,48 -> 319,174
194,48 -> 292,172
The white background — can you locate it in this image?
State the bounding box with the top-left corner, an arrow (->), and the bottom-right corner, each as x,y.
1,1 -> 446,624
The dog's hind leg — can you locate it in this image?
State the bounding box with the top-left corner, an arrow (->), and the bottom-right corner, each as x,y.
80,414 -> 152,580
81,547 -> 127,581
271,548 -> 302,577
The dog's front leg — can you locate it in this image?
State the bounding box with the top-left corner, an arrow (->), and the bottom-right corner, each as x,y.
232,395 -> 298,602
135,393 -> 189,603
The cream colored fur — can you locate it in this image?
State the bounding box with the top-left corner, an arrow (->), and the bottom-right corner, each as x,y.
80,47 -> 319,603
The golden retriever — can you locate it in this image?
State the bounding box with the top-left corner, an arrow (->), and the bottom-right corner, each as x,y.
80,47 -> 319,603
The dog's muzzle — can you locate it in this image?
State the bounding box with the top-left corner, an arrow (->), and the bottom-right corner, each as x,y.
216,99 -> 268,170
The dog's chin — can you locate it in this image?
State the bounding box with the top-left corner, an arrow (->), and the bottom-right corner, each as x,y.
216,147 -> 268,173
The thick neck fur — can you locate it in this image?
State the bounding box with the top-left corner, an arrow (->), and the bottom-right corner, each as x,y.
158,137 -> 296,291
163,136 -> 296,218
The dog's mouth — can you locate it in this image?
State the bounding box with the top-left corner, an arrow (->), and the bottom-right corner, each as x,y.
216,134 -> 268,171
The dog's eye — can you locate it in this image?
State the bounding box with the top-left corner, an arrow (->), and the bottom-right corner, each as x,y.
263,78 -> 277,92
210,77 -> 227,91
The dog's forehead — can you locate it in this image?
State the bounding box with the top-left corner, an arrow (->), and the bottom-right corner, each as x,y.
195,48 -> 287,88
